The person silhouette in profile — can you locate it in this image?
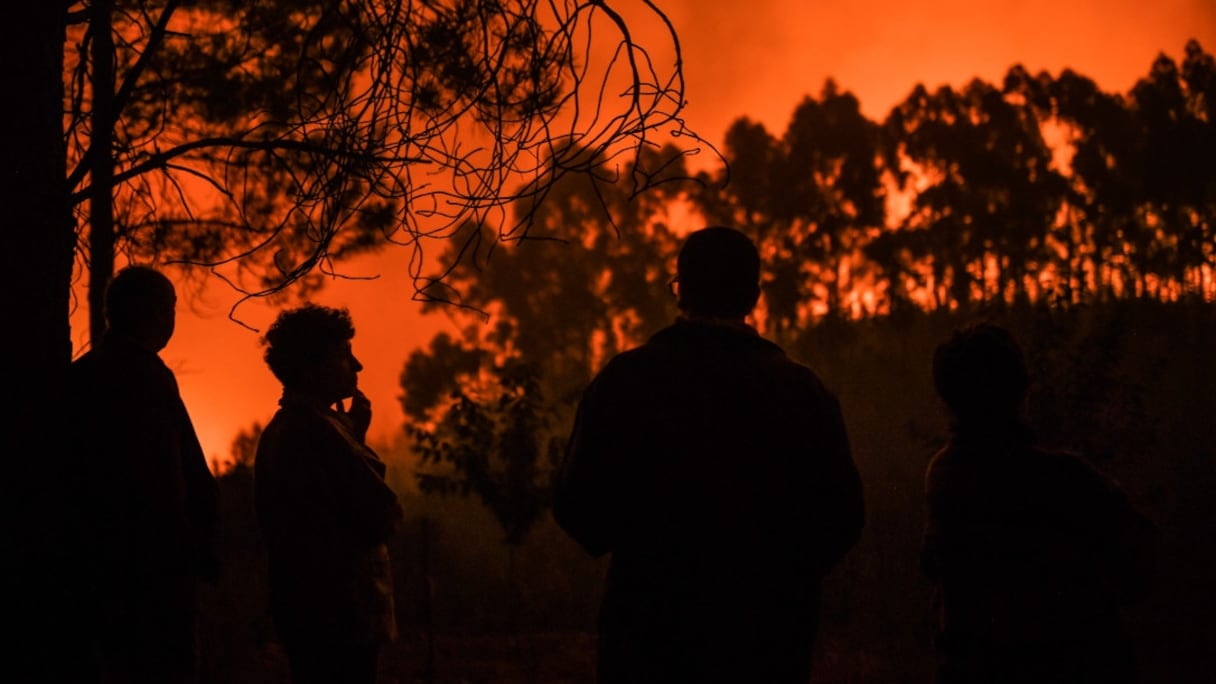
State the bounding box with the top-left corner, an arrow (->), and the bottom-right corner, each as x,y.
253,305 -> 401,684
922,323 -> 1157,684
554,226 -> 865,683
68,265 -> 219,684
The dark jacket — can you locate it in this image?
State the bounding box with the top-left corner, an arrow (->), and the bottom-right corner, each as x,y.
254,394 -> 400,648
922,424 -> 1157,683
554,318 -> 864,683
68,335 -> 219,674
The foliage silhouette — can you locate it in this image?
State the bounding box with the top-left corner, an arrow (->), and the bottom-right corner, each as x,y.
408,358 -> 555,545
710,80 -> 886,333
400,144 -> 694,544
62,0 -> 712,343
398,43 -> 1215,547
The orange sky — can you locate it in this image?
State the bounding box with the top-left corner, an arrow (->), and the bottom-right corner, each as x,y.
71,0 -> 1216,467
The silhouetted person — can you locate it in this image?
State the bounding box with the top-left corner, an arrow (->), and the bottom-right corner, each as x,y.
253,305 -> 401,684
67,265 -> 219,683
554,226 -> 865,683
922,323 -> 1157,684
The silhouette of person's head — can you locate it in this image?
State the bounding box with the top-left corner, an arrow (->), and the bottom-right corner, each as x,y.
105,266 -> 177,352
932,323 -> 1030,426
263,304 -> 362,403
675,226 -> 761,320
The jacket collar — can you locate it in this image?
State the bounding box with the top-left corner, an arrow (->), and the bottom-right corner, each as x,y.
650,316 -> 784,355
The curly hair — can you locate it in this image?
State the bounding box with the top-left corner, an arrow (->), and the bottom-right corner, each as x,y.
263,304 -> 356,388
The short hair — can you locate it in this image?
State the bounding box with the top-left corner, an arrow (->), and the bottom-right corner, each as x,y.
676,226 -> 761,318
105,266 -> 175,331
932,323 -> 1030,421
263,304 -> 356,388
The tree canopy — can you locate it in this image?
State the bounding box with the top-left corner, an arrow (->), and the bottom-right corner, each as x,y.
6,6 -> 702,660
399,40 -> 1216,542
65,0 -> 711,340
401,143 -> 694,543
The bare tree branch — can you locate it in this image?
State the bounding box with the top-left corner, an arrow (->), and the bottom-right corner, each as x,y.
70,0 -> 720,329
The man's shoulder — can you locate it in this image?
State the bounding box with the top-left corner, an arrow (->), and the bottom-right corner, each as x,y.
924,445 -> 955,489
588,330 -> 675,378
625,321 -> 807,364
582,346 -> 652,398
254,410 -> 299,475
598,342 -> 655,372
68,348 -> 102,383
70,343 -> 176,398
260,404 -> 315,440
1031,446 -> 1127,499
776,354 -> 831,389
69,345 -> 122,375
257,403 -> 341,453
744,345 -> 837,405
597,324 -> 829,384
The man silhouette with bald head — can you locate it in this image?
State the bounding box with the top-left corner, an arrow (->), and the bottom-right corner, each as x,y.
68,266 -> 218,683
555,226 -> 865,683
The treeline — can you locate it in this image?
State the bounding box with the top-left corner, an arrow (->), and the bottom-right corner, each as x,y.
702,38 -> 1215,324
399,40 -> 1214,540
206,39 -> 1216,680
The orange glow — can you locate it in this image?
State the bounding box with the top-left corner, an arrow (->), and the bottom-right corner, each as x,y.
70,1 -> 1216,468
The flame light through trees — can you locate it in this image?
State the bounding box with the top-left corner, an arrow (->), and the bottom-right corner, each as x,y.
54,1 -> 1216,468
65,0 -> 711,343
701,47 -> 1216,330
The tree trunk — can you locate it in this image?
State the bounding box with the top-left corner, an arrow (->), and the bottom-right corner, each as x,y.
3,4 -> 78,681
90,0 -> 117,343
